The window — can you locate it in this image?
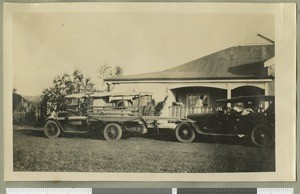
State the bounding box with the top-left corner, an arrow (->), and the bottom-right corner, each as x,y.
187,94 -> 208,107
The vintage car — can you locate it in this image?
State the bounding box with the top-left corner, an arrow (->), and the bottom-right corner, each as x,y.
43,91 -> 197,142
179,95 -> 275,147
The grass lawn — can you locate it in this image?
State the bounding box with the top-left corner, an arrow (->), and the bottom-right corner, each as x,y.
13,125 -> 275,173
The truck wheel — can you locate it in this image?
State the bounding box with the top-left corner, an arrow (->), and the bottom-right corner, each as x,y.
251,124 -> 274,147
175,122 -> 195,143
103,123 -> 122,141
44,120 -> 61,138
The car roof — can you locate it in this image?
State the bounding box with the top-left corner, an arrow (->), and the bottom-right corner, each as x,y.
216,95 -> 275,103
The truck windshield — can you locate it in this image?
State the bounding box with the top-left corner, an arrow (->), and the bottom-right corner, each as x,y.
65,98 -> 80,110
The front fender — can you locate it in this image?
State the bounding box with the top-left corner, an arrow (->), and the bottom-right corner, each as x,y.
44,117 -> 65,132
187,121 -> 204,135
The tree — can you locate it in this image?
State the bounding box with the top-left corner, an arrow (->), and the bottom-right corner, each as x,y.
12,89 -> 37,125
97,65 -> 124,91
41,70 -> 96,115
115,66 -> 124,77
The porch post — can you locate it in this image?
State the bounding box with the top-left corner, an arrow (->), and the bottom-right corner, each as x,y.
264,83 -> 269,95
227,83 -> 232,107
163,86 -> 176,117
264,83 -> 269,110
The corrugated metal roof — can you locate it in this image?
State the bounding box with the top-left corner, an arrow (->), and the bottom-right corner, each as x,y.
106,44 -> 274,81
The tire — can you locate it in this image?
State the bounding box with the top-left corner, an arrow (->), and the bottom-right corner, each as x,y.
251,124 -> 274,147
44,120 -> 61,138
103,123 -> 122,141
175,122 -> 196,143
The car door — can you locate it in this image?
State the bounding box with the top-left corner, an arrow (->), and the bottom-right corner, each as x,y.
217,111 -> 240,135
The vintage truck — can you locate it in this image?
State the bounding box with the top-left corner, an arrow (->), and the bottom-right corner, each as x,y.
43,91 -> 197,142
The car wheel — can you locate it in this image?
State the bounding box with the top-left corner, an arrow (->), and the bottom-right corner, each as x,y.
103,123 -> 122,141
44,120 -> 61,138
251,124 -> 274,147
175,122 -> 195,143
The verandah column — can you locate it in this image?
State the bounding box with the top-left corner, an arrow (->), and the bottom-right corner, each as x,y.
226,83 -> 232,107
264,82 -> 269,95
264,82 -> 270,109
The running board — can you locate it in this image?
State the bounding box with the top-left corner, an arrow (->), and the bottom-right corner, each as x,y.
63,131 -> 88,134
196,131 -> 245,137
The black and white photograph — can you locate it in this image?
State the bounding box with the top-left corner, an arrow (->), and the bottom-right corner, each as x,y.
4,3 -> 296,181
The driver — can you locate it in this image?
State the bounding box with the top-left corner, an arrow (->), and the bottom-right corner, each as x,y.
80,96 -> 90,115
233,105 -> 243,113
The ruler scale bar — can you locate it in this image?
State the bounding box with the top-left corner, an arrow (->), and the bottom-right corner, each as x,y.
6,188 -> 92,194
6,188 -> 294,194
178,188 -> 257,194
92,188 -> 171,194
257,188 -> 294,194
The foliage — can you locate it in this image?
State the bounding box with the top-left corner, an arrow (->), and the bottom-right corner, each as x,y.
13,91 -> 37,125
41,70 -> 96,114
114,66 -> 124,77
97,65 -> 124,91
97,65 -> 124,80
13,92 -> 22,111
141,96 -> 168,116
153,96 -> 168,116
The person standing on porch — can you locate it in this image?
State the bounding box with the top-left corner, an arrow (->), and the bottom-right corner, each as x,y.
195,95 -> 204,107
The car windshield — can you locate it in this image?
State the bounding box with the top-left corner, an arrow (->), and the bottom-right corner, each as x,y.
264,101 -> 275,115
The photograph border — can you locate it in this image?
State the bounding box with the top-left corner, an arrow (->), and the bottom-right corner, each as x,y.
3,2 -> 296,181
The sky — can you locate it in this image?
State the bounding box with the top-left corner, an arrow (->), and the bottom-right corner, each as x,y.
12,12 -> 274,96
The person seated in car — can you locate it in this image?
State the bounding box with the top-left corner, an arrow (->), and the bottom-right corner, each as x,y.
241,107 -> 254,116
232,104 -> 253,116
233,105 -> 243,114
80,96 -> 90,115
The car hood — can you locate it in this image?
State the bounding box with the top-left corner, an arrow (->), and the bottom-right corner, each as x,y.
187,113 -> 214,120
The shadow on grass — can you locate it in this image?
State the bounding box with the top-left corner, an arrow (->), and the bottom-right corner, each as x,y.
14,125 -> 272,148
14,129 -> 45,138
141,128 -> 176,142
144,129 -> 258,147
60,132 -> 94,139
14,125 -> 95,140
195,135 -> 248,146
196,134 -> 277,149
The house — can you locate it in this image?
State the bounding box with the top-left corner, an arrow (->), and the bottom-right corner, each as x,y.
105,43 -> 275,117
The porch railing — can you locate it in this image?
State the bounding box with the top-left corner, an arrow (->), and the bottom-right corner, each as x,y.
168,106 -> 213,118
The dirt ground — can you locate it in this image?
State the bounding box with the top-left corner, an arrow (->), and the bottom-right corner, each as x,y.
13,125 -> 275,173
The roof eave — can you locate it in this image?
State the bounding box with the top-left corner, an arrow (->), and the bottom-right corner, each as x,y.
105,76 -> 274,82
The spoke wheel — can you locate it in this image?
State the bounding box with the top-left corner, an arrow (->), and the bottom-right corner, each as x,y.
175,122 -> 195,143
251,124 -> 274,147
103,123 -> 122,141
44,120 -> 61,138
